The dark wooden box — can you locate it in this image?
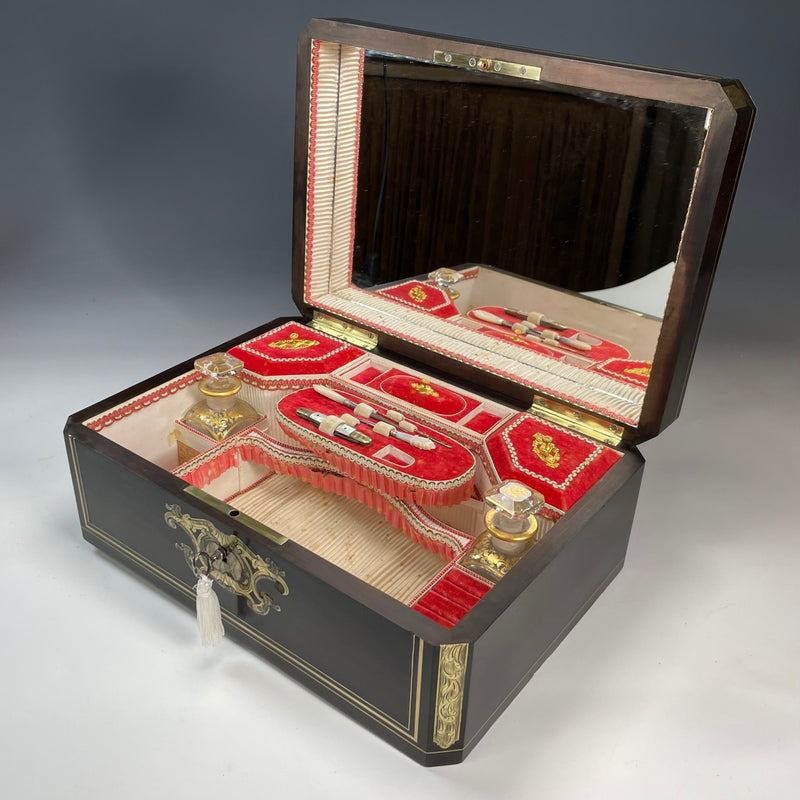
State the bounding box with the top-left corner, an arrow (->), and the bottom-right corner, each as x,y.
64,20 -> 754,766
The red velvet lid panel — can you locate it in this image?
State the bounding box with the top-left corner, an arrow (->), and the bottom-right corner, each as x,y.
276,386 -> 476,506
484,413 -> 622,512
228,321 -> 364,378
374,280 -> 460,319
592,358 -> 652,388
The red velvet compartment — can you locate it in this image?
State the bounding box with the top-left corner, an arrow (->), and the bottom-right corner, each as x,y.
229,322 -> 363,378
364,368 -> 481,420
484,413 -> 622,511
348,365 -> 386,385
469,306 -> 631,362
593,358 -> 652,387
375,280 -> 459,319
412,568 -> 492,629
276,387 -> 476,506
461,410 -> 503,434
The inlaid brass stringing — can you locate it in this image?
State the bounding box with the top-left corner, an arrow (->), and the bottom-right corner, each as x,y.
433,643 -> 470,749
165,504 -> 288,614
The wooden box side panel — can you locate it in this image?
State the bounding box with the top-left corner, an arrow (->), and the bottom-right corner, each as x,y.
64,425 -> 446,764
460,451 -> 645,755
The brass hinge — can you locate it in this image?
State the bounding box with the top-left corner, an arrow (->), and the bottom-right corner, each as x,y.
530,396 -> 624,446
433,50 -> 541,81
310,313 -> 378,350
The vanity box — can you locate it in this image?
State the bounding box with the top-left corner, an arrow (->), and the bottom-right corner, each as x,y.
64,19 -> 754,765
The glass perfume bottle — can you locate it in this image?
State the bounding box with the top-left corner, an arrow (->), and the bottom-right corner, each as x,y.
427,267 -> 464,299
181,353 -> 260,442
459,480 -> 545,582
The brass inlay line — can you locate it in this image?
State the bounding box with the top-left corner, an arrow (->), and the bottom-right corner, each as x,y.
433,643 -> 470,749
85,514 -> 423,741
67,436 -> 90,526
68,436 -> 424,744
460,556 -> 626,752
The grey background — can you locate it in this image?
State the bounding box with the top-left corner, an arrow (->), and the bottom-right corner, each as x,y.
2,1 -> 798,798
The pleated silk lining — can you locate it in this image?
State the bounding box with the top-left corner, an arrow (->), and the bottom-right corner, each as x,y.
229,474 -> 446,604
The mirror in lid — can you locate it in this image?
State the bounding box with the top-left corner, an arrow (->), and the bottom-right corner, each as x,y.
295,22 -> 754,441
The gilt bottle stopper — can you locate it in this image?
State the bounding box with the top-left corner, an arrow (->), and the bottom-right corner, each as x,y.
181,353 -> 260,441
459,480 -> 545,581
483,481 -> 544,556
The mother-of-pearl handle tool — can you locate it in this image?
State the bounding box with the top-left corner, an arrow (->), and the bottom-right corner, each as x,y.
502,308 -> 569,331
350,415 -> 435,451
296,407 -> 372,446
472,310 -> 592,352
312,384 -> 451,448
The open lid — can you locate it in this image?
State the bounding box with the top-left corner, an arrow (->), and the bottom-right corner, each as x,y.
292,19 -> 754,443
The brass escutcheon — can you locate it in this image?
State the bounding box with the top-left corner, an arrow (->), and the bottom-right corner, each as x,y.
165,504 -> 288,615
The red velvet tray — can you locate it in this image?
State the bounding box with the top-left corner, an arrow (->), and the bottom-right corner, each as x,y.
275,386 -> 476,506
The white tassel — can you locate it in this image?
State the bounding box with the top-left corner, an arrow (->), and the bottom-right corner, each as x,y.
195,574 -> 224,646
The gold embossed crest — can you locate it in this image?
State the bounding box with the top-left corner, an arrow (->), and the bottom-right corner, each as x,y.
411,378 -> 439,397
268,332 -> 320,350
532,432 -> 560,468
408,286 -> 428,303
625,362 -> 652,378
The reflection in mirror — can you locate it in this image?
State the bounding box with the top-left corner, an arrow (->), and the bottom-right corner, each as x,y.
299,42 -> 715,425
340,51 -> 709,417
371,262 -> 661,392
352,53 -> 708,312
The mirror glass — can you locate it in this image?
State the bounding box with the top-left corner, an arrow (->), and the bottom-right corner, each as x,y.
336,50 -> 711,424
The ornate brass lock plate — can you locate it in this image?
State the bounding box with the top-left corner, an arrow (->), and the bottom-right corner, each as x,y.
165,504 -> 288,615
